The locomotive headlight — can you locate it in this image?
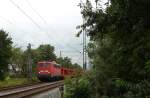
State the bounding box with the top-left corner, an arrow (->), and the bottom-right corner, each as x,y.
45,70 -> 48,72
45,70 -> 50,73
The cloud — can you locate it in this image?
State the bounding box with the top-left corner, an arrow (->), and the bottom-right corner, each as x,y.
0,0 -> 84,65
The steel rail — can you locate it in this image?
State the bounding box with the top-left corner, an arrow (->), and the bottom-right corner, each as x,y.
0,81 -> 64,98
0,82 -> 42,92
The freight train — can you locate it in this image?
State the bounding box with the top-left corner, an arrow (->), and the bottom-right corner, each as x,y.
37,61 -> 74,81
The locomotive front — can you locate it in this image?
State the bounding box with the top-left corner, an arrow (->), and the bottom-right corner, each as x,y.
37,61 -> 62,81
37,61 -> 52,81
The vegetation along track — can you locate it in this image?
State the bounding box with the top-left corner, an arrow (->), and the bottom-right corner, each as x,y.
0,81 -> 42,92
0,80 -> 64,98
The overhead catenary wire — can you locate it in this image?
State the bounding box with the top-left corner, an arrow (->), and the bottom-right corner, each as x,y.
25,0 -> 48,26
9,0 -> 64,48
0,15 -> 39,45
76,53 -> 83,63
24,0 -> 66,49
25,0 -> 82,55
9,0 -> 43,30
8,0 -> 83,63
0,16 -> 27,33
66,43 -> 82,54
0,16 -> 13,25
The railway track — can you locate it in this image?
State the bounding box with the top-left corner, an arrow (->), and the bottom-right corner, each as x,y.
0,82 -> 42,92
0,80 -> 64,98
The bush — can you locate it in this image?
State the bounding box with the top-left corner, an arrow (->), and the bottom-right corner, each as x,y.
64,76 -> 91,98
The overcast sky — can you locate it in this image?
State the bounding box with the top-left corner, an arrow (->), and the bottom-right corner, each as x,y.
0,0 -> 107,66
0,0 -> 85,64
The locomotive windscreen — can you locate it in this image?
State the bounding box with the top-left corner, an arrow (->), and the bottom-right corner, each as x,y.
38,62 -> 50,68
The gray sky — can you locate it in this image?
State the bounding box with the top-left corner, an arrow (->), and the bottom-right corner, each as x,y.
0,0 -> 84,65
0,0 -> 107,66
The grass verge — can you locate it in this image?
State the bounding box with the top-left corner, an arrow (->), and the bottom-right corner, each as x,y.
0,77 -> 39,88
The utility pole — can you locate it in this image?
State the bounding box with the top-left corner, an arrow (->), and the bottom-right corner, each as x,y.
84,28 -> 87,70
27,43 -> 32,80
79,0 -> 87,70
60,50 -> 62,58
83,29 -> 85,70
78,0 -> 87,70
82,19 -> 87,70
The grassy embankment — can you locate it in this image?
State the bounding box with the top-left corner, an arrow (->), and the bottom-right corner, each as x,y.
0,77 -> 38,88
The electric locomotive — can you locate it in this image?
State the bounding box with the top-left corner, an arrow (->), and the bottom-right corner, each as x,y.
37,61 -> 74,81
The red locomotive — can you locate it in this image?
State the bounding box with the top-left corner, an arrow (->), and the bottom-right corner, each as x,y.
37,61 -> 74,81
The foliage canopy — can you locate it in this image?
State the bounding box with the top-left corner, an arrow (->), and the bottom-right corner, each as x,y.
77,0 -> 150,97
0,30 -> 12,80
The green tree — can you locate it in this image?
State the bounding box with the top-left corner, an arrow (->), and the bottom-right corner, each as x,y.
78,0 -> 150,97
20,50 -> 29,77
72,63 -> 82,69
36,44 -> 56,61
10,47 -> 24,76
20,44 -> 57,77
0,30 -> 12,80
56,57 -> 81,68
64,76 -> 91,98
57,57 -> 72,68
